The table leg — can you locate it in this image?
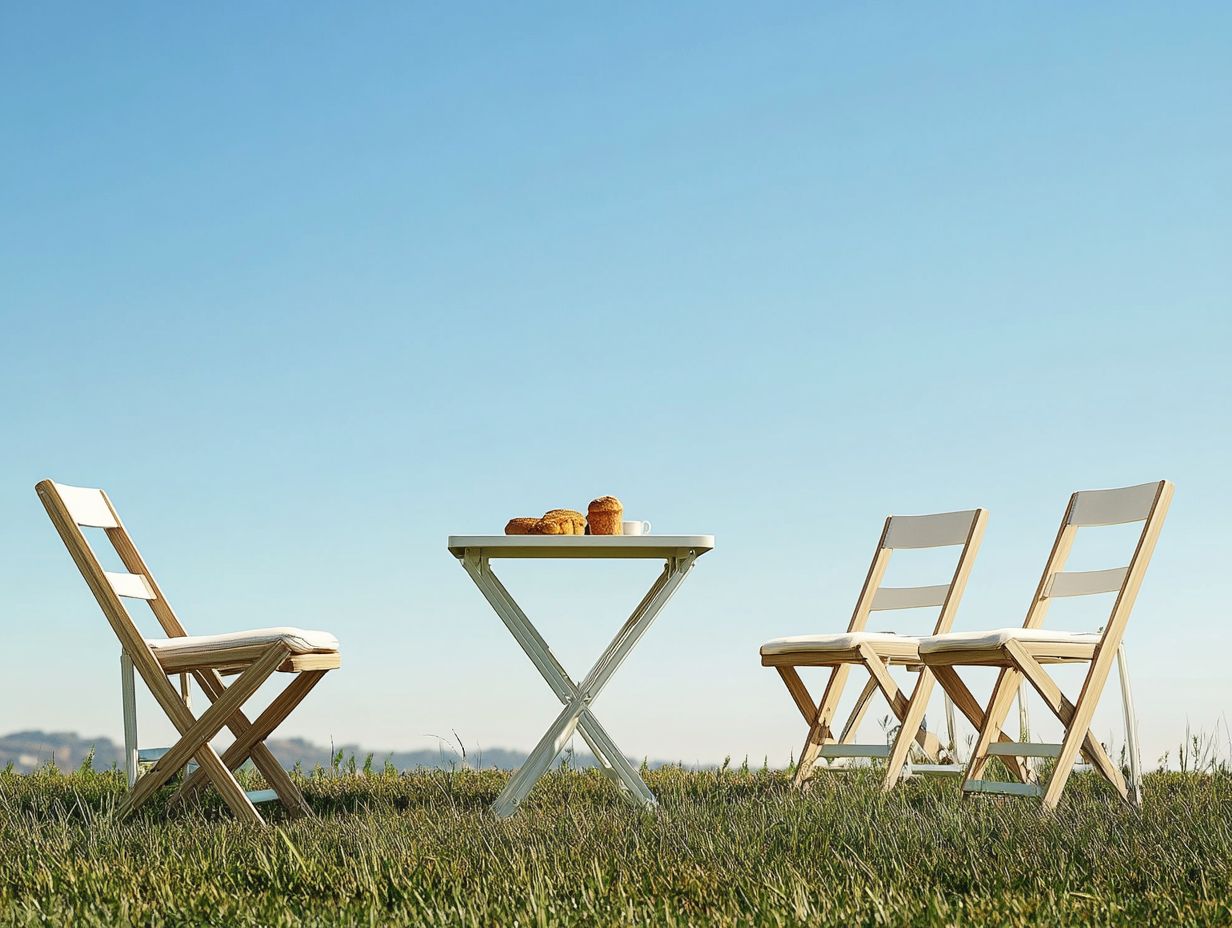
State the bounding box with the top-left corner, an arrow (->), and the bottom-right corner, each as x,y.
463,553 -> 671,805
464,554 -> 660,808
462,551 -> 695,817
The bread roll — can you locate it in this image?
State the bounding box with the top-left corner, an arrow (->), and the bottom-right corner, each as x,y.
505,518 -> 538,536
543,509 -> 586,534
530,517 -> 568,535
587,496 -> 623,535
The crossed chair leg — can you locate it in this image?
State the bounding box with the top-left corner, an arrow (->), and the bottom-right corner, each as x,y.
931,666 -> 1032,786
783,649 -> 1031,791
782,657 -> 958,791
944,642 -> 1130,807
119,642 -> 323,825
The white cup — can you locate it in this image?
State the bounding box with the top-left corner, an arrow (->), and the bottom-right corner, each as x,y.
622,520 -> 651,536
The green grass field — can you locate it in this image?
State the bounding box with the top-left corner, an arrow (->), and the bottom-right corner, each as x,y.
2,763 -> 1230,927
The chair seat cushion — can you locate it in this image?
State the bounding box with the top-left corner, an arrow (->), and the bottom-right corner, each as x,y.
146,627 -> 340,658
760,631 -> 920,659
917,627 -> 1100,655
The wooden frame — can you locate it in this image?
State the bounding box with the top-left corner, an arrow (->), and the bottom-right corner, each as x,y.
920,480 -> 1173,809
761,508 -> 1027,790
37,479 -> 338,825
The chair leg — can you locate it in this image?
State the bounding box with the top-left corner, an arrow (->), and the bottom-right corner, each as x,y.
1005,642 -> 1127,800
793,664 -> 851,787
776,666 -> 819,725
1017,680 -> 1030,740
930,666 -> 1029,782
965,667 -> 1026,784
176,670 -> 327,817
881,669 -> 938,791
858,646 -> 944,762
121,651 -> 138,790
838,675 -> 881,744
118,645 -> 287,821
1117,643 -> 1143,808
945,693 -> 959,762
1017,679 -> 1033,778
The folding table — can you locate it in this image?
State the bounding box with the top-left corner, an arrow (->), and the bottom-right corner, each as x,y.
448,534 -> 715,817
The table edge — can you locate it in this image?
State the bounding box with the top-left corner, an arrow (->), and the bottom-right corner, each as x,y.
446,534 -> 715,556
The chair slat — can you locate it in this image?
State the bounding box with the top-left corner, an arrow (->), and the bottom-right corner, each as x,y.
883,510 -> 979,549
1044,567 -> 1129,599
870,584 -> 951,611
963,780 -> 1043,798
909,763 -> 966,775
106,571 -> 157,601
987,742 -> 1063,757
1068,482 -> 1161,526
55,483 -> 118,528
818,744 -> 891,758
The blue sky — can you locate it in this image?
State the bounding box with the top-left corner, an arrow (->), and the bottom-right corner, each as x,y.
2,4 -> 1229,768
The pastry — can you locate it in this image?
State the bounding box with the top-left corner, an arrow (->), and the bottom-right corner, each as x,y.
530,516 -> 570,535
587,496 -> 623,535
505,517 -> 539,535
543,509 -> 586,535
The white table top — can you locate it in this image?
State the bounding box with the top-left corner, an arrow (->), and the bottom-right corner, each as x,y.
448,534 -> 715,559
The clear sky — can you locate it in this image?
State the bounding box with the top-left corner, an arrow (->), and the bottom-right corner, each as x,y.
2,4 -> 1229,769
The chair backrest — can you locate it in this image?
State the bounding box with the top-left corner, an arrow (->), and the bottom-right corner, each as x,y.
36,481 -> 191,666
1022,480 -> 1173,651
847,508 -> 988,636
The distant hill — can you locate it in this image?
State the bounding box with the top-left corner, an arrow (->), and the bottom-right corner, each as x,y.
0,731 -> 699,775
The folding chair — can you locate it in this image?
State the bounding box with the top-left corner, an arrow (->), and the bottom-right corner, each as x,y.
762,508 -> 1029,791
37,480 -> 341,825
919,480 -> 1172,809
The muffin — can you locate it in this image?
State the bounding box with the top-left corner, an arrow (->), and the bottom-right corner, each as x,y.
530,516 -> 570,535
587,496 -> 623,535
505,517 -> 539,535
543,509 -> 586,535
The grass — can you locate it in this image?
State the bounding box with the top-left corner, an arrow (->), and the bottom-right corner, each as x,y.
1,763 -> 1230,926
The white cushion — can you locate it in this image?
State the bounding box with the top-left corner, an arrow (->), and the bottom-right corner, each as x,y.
917,627 -> 1100,655
146,626 -> 340,656
760,631 -> 920,658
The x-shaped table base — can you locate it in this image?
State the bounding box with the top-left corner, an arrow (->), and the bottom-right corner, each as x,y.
457,540 -> 706,817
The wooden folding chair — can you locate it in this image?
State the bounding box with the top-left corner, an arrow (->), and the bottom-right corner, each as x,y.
762,508 -> 1028,791
919,480 -> 1172,809
37,480 -> 342,825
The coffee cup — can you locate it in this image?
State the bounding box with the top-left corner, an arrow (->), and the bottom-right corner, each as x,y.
621,520 -> 651,536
